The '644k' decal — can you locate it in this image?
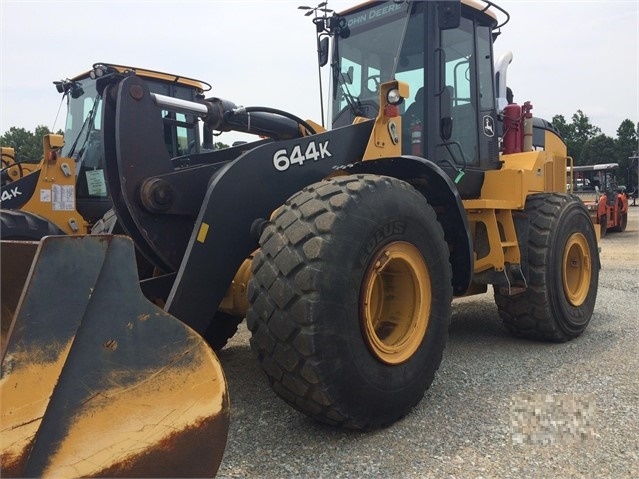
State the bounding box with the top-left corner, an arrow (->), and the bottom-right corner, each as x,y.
1,186 -> 21,203
272,140 -> 332,172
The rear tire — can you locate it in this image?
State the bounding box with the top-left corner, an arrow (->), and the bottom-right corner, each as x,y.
0,210 -> 65,240
495,194 -> 599,342
247,175 -> 452,430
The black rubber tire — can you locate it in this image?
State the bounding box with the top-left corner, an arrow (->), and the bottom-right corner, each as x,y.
203,313 -> 243,351
0,210 -> 65,240
599,214 -> 607,237
608,210 -> 627,233
247,174 -> 452,430
494,193 -> 599,342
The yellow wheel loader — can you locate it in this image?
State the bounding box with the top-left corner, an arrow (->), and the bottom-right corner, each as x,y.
1,65 -> 230,478
2,0 -> 600,476
0,63 -> 213,239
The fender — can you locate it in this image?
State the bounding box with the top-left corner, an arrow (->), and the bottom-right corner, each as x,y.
347,156 -> 473,296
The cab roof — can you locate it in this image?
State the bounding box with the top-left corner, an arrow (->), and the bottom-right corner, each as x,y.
71,62 -> 211,93
337,0 -> 507,29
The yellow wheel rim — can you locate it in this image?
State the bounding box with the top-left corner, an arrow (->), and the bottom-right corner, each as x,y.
562,232 -> 591,306
360,241 -> 431,365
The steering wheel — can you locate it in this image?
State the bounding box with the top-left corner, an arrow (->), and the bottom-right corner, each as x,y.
1,160 -> 24,185
365,75 -> 382,94
333,100 -> 380,129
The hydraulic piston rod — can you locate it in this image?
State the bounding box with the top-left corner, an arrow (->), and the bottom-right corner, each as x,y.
151,93 -> 209,117
150,91 -> 303,140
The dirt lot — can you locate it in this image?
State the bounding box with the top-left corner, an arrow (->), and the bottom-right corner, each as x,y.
216,206 -> 639,479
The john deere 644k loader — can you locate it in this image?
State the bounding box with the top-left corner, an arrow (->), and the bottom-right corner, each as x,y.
1,1 -> 599,477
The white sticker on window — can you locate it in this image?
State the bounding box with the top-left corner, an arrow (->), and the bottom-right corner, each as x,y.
85,169 -> 107,196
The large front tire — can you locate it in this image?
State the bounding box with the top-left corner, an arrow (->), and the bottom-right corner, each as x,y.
0,210 -> 65,240
247,175 -> 452,429
495,194 -> 599,342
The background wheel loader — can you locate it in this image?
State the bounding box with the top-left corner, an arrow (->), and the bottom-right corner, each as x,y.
0,63 -> 213,240
2,0 -> 600,477
1,65 -> 230,478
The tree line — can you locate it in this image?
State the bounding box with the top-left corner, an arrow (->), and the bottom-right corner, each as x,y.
2,111 -> 638,188
1,125 -> 64,163
0,126 -> 230,164
551,111 -> 638,190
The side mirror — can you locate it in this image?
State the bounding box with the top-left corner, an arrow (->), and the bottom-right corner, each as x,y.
441,118 -> 453,141
438,1 -> 461,30
439,86 -> 453,140
319,37 -> 329,67
342,66 -> 354,85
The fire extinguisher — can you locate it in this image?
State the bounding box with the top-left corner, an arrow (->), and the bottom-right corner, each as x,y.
410,121 -> 423,156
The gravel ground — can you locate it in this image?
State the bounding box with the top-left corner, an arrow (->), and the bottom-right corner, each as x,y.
215,205 -> 639,479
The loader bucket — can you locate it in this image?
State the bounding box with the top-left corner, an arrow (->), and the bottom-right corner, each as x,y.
1,241 -> 39,353
0,235 -> 229,478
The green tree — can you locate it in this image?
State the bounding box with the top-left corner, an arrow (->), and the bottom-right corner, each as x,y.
0,125 -> 58,162
552,110 -> 601,165
551,114 -> 571,140
580,134 -> 615,166
571,110 -> 601,144
570,110 -> 601,165
614,119 -> 639,188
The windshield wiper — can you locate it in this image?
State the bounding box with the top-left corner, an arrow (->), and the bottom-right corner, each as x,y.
67,94 -> 100,160
338,71 -> 365,117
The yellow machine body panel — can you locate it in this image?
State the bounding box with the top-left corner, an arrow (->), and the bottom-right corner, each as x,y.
465,149 -> 569,210
11,135 -> 90,235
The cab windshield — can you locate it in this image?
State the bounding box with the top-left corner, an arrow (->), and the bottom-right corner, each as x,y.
58,73 -> 201,200
61,77 -> 101,162
331,1 -> 424,128
60,75 -> 201,164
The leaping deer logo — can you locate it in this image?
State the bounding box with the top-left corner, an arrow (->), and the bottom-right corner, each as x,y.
483,115 -> 495,137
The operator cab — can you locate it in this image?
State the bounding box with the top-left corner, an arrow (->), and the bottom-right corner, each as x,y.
328,0 -> 507,198
57,64 -> 210,222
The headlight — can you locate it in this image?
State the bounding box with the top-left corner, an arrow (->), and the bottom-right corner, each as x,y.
386,88 -> 403,105
90,65 -> 107,80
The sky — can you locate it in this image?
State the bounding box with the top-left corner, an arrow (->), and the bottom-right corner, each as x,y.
1,0 -> 637,146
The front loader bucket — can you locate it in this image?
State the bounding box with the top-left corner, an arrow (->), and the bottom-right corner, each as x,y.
0,235 -> 229,478
1,241 -> 39,353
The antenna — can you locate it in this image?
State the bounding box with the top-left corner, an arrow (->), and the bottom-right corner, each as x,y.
298,2 -> 334,128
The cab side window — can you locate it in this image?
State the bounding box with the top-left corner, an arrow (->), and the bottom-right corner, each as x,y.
441,16 -> 478,166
